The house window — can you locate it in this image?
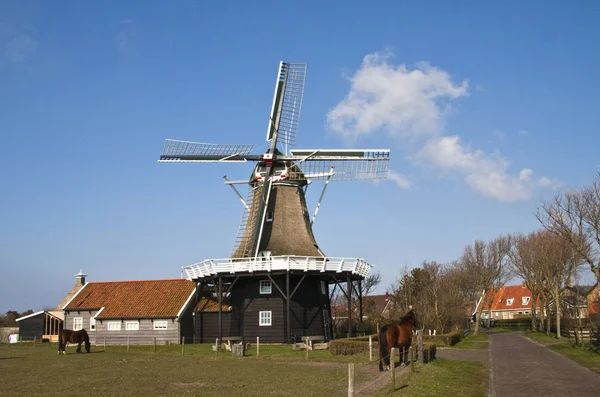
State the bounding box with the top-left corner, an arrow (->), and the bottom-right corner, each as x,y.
259,280 -> 272,294
107,321 -> 121,331
266,211 -> 274,222
153,320 -> 168,330
518,311 -> 523,315
259,311 -> 272,326
525,311 -> 530,314
90,317 -> 96,330
506,298 -> 514,306
73,317 -> 83,331
125,321 -> 139,331
522,296 -> 531,305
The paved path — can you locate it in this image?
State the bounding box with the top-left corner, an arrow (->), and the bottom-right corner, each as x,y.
490,332 -> 600,397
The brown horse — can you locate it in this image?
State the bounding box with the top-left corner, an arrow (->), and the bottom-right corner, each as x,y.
58,329 -> 91,355
379,308 -> 419,371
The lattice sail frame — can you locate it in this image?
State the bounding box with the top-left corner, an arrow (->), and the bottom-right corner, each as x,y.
285,149 -> 390,181
266,62 -> 307,148
159,139 -> 254,162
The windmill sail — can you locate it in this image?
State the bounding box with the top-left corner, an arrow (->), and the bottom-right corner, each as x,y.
159,139 -> 256,162
266,62 -> 307,148
286,149 -> 390,180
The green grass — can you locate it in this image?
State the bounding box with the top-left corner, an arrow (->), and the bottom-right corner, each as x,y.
447,333 -> 489,350
376,359 -> 488,397
523,331 -> 600,374
0,342 -> 379,397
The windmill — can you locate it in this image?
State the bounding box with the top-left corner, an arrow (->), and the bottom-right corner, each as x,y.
158,62 -> 390,343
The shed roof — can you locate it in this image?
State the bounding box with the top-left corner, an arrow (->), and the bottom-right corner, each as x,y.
64,279 -> 196,319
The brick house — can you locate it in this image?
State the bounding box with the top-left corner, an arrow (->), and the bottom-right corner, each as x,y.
62,278 -> 197,345
560,283 -> 599,319
474,284 -> 542,320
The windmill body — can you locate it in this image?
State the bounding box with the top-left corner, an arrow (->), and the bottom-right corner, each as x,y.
159,62 -> 390,343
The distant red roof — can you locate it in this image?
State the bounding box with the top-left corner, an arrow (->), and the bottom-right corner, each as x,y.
475,285 -> 541,313
64,279 -> 196,319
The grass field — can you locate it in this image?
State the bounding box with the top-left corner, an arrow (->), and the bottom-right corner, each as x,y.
523,331 -> 600,374
0,343 -> 375,397
376,359 -> 488,397
447,332 -> 489,350
0,341 -> 488,396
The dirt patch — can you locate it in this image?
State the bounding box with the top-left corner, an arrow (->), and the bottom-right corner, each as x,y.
437,348 -> 487,362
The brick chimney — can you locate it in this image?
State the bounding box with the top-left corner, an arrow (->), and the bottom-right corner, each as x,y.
75,269 -> 87,286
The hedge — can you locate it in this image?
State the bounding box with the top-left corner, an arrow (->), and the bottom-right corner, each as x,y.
422,342 -> 436,363
329,339 -> 370,355
423,329 -> 464,347
493,319 -> 532,329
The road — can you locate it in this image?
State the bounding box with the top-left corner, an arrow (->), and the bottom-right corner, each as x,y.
489,332 -> 600,397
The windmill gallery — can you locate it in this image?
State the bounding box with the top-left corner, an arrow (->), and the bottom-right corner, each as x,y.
159,62 -> 390,344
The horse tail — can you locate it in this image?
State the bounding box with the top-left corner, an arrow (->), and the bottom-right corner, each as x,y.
379,325 -> 388,371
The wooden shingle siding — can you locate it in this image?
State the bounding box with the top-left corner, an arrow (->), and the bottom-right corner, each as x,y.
94,318 -> 180,345
195,312 -> 233,343
17,313 -> 45,340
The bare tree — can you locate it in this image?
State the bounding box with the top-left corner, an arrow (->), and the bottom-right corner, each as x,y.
509,232 -> 547,331
460,235 -> 513,335
537,231 -> 581,338
536,171 -> 600,284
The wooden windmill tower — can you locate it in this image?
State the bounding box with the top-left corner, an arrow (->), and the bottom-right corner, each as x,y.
159,62 -> 390,343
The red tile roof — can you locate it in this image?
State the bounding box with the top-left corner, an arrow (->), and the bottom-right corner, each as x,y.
476,285 -> 541,313
64,279 -> 196,319
196,298 -> 232,312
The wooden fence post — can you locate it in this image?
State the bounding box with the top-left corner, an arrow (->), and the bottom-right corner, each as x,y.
256,336 -> 260,357
416,330 -> 423,362
390,347 -> 396,391
127,336 -> 130,352
103,337 -> 106,351
369,335 -> 373,361
33,336 -> 36,348
215,338 -> 219,357
348,363 -> 355,397
181,336 -> 185,355
305,337 -> 309,360
153,337 -> 156,353
19,335 -> 22,347
410,346 -> 415,373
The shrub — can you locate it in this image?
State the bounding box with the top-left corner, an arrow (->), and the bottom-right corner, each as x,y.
423,329 -> 464,346
494,319 -> 531,329
329,338 -> 370,355
422,342 -> 436,363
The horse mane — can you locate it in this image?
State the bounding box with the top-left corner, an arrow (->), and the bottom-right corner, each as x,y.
398,310 -> 416,325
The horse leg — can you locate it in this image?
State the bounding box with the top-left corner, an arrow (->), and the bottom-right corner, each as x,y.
76,340 -> 82,354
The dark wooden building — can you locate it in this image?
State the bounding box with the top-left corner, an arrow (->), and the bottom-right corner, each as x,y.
16,311 -> 63,342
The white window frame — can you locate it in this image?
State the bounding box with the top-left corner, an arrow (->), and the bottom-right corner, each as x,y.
107,321 -> 121,331
125,321 -> 139,331
266,211 -> 274,222
259,311 -> 272,326
506,298 -> 514,306
153,320 -> 168,330
259,280 -> 272,294
522,296 -> 531,305
90,317 -> 96,331
73,317 -> 83,331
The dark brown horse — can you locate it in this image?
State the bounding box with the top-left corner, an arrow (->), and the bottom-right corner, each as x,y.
58,329 -> 91,355
379,308 -> 419,371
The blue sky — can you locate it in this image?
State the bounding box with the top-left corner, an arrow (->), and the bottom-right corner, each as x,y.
1,1 -> 599,312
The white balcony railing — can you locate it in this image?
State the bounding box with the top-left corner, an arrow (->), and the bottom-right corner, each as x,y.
182,256 -> 373,280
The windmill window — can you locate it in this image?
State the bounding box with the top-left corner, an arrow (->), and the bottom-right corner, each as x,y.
90,317 -> 96,330
522,297 -> 531,305
506,298 -> 514,306
259,280 -> 272,294
259,311 -> 272,326
266,211 -> 274,222
73,317 -> 83,331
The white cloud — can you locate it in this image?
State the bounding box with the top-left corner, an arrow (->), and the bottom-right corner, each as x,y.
326,51 -> 468,141
3,34 -> 37,63
388,170 -> 412,190
327,51 -> 554,202
413,136 -> 547,202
